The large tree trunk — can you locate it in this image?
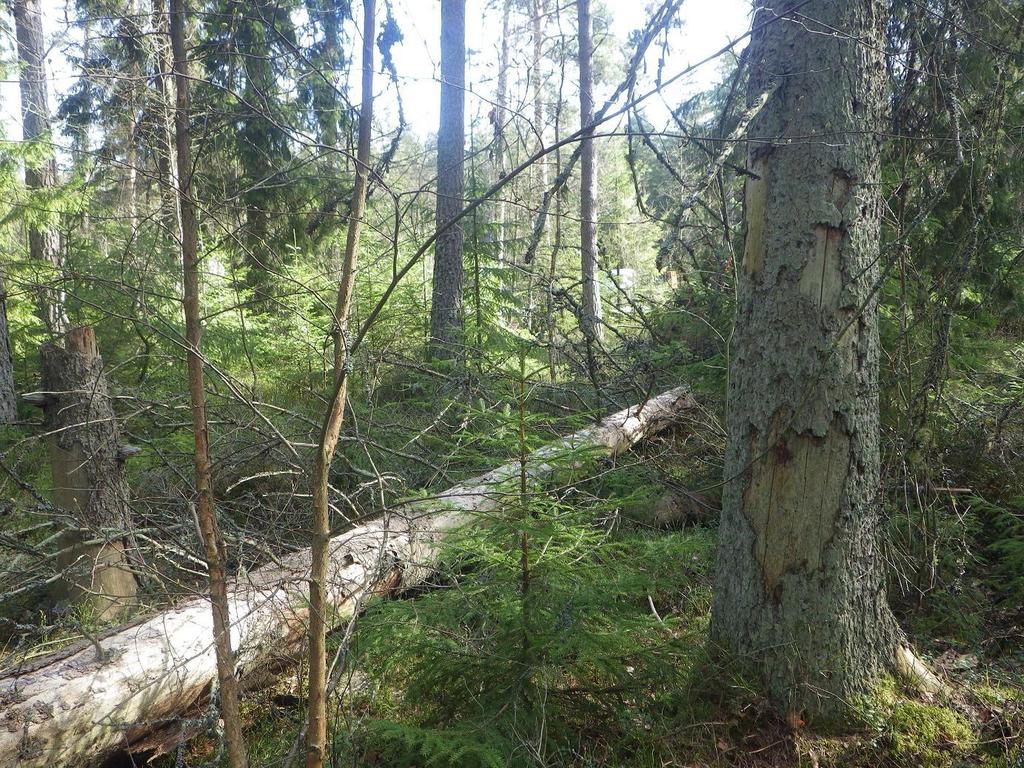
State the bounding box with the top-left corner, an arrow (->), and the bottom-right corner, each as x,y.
428,0 -> 466,360
37,326 -> 138,619
576,0 -> 602,347
12,0 -> 69,336
710,0 -> 900,717
170,1 -> 248,765
0,387 -> 694,768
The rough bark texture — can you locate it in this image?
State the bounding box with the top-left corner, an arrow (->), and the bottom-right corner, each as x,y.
710,0 -> 900,716
428,0 -> 466,360
38,327 -> 138,619
307,2 -> 375,765
0,387 -> 694,768
0,274 -> 15,423
151,0 -> 183,239
170,2 -> 248,765
12,0 -> 69,336
577,0 -> 603,345
492,0 -> 510,268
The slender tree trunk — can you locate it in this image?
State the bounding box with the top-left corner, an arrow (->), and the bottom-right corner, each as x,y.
428,0 -> 466,360
492,0 -> 510,268
169,3 -> 248,765
12,0 -> 69,336
524,0 -> 548,327
710,0 -> 903,718
0,274 -> 14,423
577,0 -> 602,353
37,326 -> 138,619
306,2 -> 375,765
152,0 -> 183,239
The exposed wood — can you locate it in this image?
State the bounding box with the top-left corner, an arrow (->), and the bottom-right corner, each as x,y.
710,0 -> 901,716
0,386 -> 694,768
39,326 -> 138,620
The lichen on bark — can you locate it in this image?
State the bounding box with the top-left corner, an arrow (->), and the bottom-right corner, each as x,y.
711,0 -> 901,717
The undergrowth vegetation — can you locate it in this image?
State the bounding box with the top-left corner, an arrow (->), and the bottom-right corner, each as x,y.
168,419 -> 1023,768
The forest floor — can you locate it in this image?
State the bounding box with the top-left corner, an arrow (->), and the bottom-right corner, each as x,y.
157,425 -> 1024,768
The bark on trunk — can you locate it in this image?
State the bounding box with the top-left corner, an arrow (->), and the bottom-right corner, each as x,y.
492,0 -> 510,268
525,0 -> 548,325
710,0 -> 900,717
307,2 -> 376,764
170,2 -> 248,765
428,0 -> 466,360
577,0 -> 602,347
12,0 -> 69,336
151,0 -> 183,239
0,274 -> 15,423
37,326 -> 138,619
0,387 -> 694,768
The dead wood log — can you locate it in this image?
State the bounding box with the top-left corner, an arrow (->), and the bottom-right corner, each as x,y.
0,386 -> 694,767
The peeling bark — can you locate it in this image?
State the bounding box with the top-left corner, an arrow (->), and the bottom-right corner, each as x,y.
711,0 -> 901,716
0,386 -> 693,768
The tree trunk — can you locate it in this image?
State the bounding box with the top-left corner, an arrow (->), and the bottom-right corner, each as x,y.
36,326 -> 138,619
492,0 -> 510,268
428,0 -> 466,360
0,387 -> 694,768
12,0 -> 69,336
710,0 -> 901,718
577,0 -> 603,353
307,2 -> 375,765
170,2 -> 248,765
525,0 -> 548,326
151,0 -> 183,239
0,274 -> 15,423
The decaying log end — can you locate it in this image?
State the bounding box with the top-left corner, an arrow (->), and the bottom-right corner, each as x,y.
21,392 -> 50,408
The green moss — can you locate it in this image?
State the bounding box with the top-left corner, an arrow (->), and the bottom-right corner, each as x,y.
887,699 -> 974,767
850,679 -> 976,768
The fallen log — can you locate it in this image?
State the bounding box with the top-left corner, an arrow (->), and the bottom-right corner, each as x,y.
0,386 -> 694,767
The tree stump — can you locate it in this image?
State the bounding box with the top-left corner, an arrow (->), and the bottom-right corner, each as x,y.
40,326 -> 138,620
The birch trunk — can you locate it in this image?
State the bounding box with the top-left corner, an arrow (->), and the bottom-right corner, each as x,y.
710,0 -> 901,717
0,387 -> 693,768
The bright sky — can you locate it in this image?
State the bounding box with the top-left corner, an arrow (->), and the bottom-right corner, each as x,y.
0,0 -> 751,149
